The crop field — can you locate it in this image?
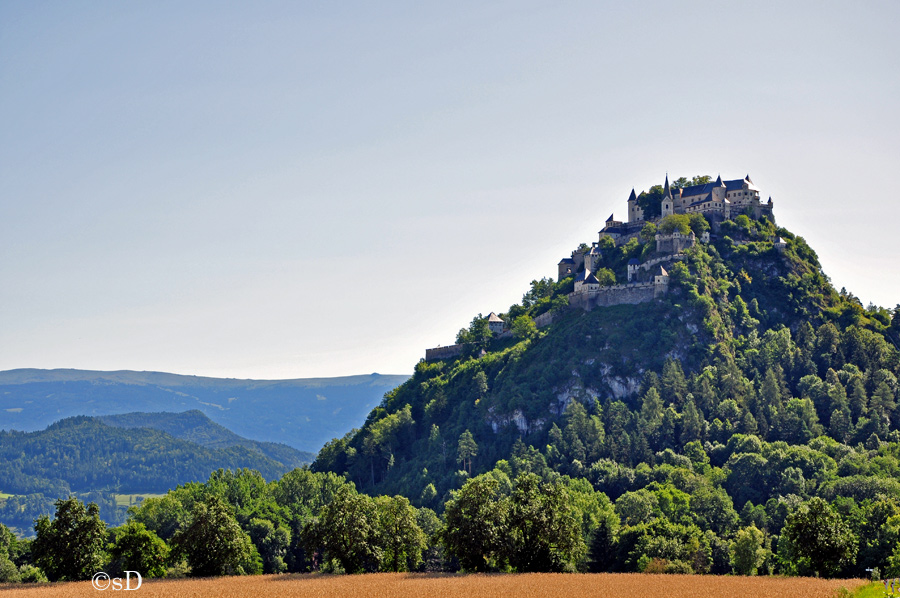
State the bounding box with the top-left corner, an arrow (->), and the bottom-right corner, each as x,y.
112,493 -> 163,508
0,573 -> 870,598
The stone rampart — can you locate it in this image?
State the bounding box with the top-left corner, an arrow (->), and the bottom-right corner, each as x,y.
567,282 -> 659,311
425,344 -> 464,361
534,311 -> 555,328
639,254 -> 683,271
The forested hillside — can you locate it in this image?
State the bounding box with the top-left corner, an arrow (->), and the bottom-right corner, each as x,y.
0,415 -> 312,532
311,212 -> 900,577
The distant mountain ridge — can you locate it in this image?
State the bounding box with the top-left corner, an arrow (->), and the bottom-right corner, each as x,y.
0,369 -> 409,452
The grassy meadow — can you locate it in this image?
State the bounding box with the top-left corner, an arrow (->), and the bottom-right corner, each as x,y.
0,573 -> 870,598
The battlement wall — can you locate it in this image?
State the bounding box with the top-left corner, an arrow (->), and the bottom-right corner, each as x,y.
425,344 -> 464,361
568,281 -> 665,311
639,254 -> 684,271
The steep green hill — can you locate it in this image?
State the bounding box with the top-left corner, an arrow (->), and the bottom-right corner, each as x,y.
312,214 -> 900,575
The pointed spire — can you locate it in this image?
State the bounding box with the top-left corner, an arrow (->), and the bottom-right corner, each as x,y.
715,174 -> 724,187
663,174 -> 672,198
745,174 -> 753,183
628,188 -> 637,202
606,213 -> 615,222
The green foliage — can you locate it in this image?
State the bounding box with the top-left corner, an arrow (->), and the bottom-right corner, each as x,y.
456,314 -> 492,349
441,474 -> 507,572
375,495 -> 427,572
108,521 -> 169,578
730,525 -> 766,575
0,417 -> 299,504
171,495 -> 259,577
457,430 -> 478,475
511,315 -> 538,340
658,214 -> 691,235
311,485 -> 381,573
7,218 -> 899,581
778,497 -> 858,578
32,497 -> 107,581
594,268 -> 617,286
506,473 -> 586,572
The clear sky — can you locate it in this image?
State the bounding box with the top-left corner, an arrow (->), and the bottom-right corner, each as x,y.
1,1 -> 898,379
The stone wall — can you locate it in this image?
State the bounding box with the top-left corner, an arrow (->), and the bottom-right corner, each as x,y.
656,231 -> 696,254
534,311 -> 555,328
568,281 -> 660,311
425,344 -> 464,361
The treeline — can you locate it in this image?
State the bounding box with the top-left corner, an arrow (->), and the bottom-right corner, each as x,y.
5,462 -> 898,584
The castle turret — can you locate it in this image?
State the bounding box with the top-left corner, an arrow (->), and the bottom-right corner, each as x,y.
661,175 -> 674,218
557,257 -> 575,281
487,312 -> 506,334
627,258 -> 640,282
653,265 -> 670,297
586,244 -> 602,272
627,188 -> 643,223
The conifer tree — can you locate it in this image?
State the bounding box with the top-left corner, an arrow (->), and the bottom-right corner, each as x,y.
457,430 -> 478,475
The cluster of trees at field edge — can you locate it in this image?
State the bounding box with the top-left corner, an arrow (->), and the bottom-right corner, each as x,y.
2,463 -> 893,583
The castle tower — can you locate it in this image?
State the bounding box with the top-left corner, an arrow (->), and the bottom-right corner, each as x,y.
557,257 -> 575,281
653,265 -> 670,298
586,245 -> 602,272
661,175 -> 674,218
627,188 -> 643,223
627,258 -> 640,282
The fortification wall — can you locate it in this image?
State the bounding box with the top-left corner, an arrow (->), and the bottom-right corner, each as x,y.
568,282 -> 659,310
639,254 -> 684,271
425,344 -> 464,361
534,311 -> 555,328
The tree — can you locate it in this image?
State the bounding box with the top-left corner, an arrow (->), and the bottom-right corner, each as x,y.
108,521 -> 169,578
458,430 -> 478,475
172,495 -> 259,577
457,314 -> 493,350
32,497 -> 107,581
0,524 -> 20,583
730,525 -> 765,575
504,473 -> 586,572
375,495 -> 427,572
511,315 -> 538,340
442,474 -> 508,572
658,214 -> 691,235
640,222 -> 658,243
778,497 -> 857,578
314,485 -> 381,573
594,268 -> 617,286
247,518 -> 290,574
688,213 -> 710,237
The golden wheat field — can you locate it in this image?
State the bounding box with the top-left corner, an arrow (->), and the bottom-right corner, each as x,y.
0,573 -> 869,598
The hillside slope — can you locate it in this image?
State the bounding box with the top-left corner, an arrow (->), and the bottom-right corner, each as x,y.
98,410 -> 315,467
312,214 -> 900,576
0,370 -> 408,452
0,416 -> 309,497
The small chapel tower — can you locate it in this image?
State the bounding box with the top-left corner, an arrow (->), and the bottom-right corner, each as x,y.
661,175 -> 674,218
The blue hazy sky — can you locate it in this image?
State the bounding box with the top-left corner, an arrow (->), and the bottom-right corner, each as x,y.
1,1 -> 898,379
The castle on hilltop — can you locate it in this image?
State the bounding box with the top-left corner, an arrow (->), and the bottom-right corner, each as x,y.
425,174 -> 778,361
604,174 -> 773,244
